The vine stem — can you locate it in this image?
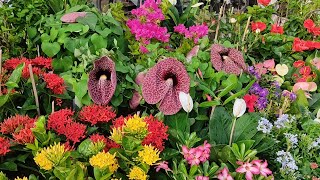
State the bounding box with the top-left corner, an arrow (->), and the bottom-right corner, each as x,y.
229,117 -> 237,146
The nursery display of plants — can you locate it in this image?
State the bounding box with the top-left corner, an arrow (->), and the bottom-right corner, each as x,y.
1,0 -> 320,179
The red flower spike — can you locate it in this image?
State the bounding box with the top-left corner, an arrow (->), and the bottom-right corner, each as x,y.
304,19 -> 315,29
271,24 -> 284,34
299,66 -> 311,76
0,137 -> 10,156
88,56 -> 117,105
243,94 -> 258,112
142,58 -> 190,115
79,104 -> 116,125
293,60 -> 305,68
210,44 -> 247,75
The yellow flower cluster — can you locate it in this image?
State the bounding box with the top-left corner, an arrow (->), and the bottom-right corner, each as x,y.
128,166 -> 147,180
34,143 -> 66,171
14,177 -> 28,180
110,128 -> 123,143
89,151 -> 119,173
123,115 -> 148,138
138,145 -> 160,165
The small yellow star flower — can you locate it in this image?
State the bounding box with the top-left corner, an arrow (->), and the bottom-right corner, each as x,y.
89,151 -> 119,173
14,177 -> 28,180
138,145 -> 161,165
128,166 -> 147,180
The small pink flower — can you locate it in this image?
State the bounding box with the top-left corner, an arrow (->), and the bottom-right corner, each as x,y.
155,161 -> 171,172
254,63 -> 267,75
195,176 -> 209,180
263,59 -> 275,70
217,168 -> 234,180
140,45 -> 149,54
236,162 -> 260,180
252,160 -> 272,177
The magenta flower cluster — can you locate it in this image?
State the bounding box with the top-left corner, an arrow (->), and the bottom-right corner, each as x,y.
126,0 -> 170,53
182,141 -> 211,166
174,24 -> 209,43
236,160 -> 272,180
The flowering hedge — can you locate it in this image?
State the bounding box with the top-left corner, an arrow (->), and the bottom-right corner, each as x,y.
0,0 -> 320,179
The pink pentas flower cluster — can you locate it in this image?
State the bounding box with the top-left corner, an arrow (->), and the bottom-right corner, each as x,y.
236,160 -> 272,180
174,24 -> 209,43
127,0 -> 169,53
182,141 -> 211,166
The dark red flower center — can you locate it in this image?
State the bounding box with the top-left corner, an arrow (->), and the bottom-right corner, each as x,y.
96,69 -> 111,81
164,72 -> 178,86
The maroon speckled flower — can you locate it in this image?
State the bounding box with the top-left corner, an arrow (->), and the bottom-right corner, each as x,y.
210,44 -> 247,75
88,56 -> 117,105
142,58 -> 190,115
60,12 -> 87,23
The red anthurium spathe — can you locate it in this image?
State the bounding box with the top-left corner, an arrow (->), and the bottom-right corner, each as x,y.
251,22 -> 267,33
299,66 -> 311,76
271,24 -> 284,34
258,0 -> 271,6
243,94 -> 258,112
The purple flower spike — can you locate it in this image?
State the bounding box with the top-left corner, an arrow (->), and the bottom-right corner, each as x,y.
142,58 -> 190,115
210,44 -> 247,75
88,56 -> 117,105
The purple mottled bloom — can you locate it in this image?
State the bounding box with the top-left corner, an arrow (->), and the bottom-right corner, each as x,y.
259,88 -> 269,97
250,82 -> 262,94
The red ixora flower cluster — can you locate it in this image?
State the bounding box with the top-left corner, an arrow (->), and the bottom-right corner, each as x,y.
293,60 -> 316,82
112,115 -> 168,151
90,134 -> 120,152
243,94 -> 258,112
43,73 -> 66,95
47,109 -> 86,143
79,104 -> 116,125
0,115 -> 35,144
304,19 -> 320,36
0,137 -> 11,156
3,57 -> 52,79
292,38 -> 320,52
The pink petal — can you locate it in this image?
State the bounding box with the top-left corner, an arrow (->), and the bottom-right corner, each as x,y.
263,59 -> 275,69
60,12 -> 87,23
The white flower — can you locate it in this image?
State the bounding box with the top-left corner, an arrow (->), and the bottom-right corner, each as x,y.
191,2 -> 203,8
168,0 -> 177,6
179,92 -> 193,113
229,18 -> 237,24
233,98 -> 246,117
314,109 -> 320,123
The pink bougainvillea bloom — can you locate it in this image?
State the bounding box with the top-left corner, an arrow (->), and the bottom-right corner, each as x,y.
195,176 -> 210,180
210,44 -> 247,75
88,56 -> 117,105
236,162 -> 260,180
186,45 -> 200,63
129,91 -> 142,109
155,161 -> 171,172
142,58 -> 190,115
252,160 -> 272,177
139,45 -> 149,54
60,12 -> 87,23
217,167 -> 234,180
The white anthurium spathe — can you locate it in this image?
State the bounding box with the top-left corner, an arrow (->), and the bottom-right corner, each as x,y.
233,98 -> 246,117
314,109 -> 320,123
179,92 -> 193,113
168,0 -> 177,6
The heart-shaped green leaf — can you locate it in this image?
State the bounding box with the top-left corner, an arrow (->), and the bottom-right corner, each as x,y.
41,42 -> 61,57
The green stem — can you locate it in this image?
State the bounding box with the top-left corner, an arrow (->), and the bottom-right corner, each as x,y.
229,117 -> 237,146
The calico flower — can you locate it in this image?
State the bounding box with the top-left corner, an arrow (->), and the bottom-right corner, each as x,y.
128,166 -> 147,180
89,151 -> 118,172
138,145 -> 161,165
142,58 -> 190,115
0,137 -> 10,156
88,56 -> 117,105
79,104 -> 116,125
211,44 -> 247,75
